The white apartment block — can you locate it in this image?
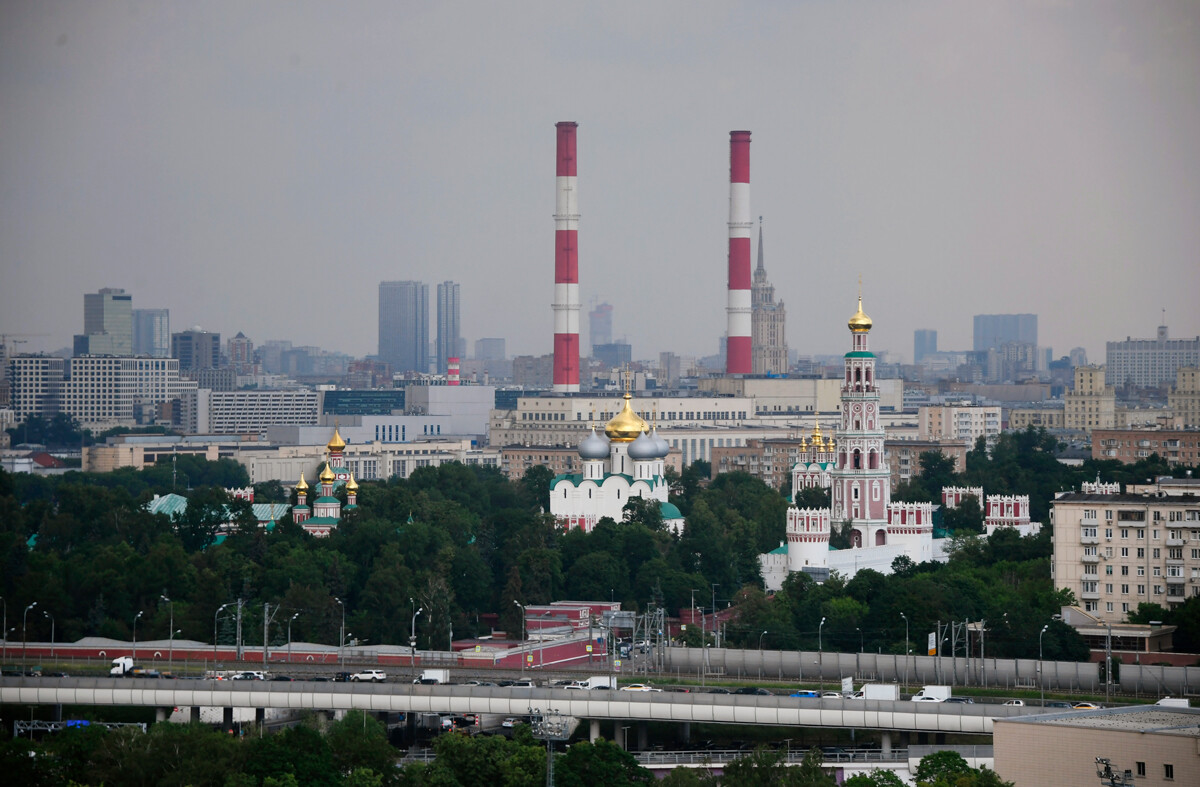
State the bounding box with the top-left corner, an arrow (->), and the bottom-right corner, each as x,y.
1052,484 -> 1200,623
1106,325 -> 1200,388
232,439 -> 500,484
917,403 -> 1001,442
1065,365 -> 1116,433
179,388 -> 319,435
7,356 -> 64,421
61,356 -> 194,431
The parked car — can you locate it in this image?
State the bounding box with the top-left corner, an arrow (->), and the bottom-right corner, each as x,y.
350,669 -> 387,683
1002,699 -> 1025,706
734,687 -> 773,696
501,717 -> 522,728
619,683 -> 662,692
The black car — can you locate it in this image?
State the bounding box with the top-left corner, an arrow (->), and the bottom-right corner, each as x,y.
708,688 -> 732,694
270,675 -> 295,681
734,687 -> 773,696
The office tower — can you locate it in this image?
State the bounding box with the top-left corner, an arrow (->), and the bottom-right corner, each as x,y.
726,130 -> 752,375
132,309 -> 170,357
227,332 -> 254,369
171,329 -> 221,371
1106,325 -> 1200,388
436,281 -> 461,375
589,302 -> 613,350
750,218 -> 787,375
914,330 -> 937,364
593,342 -> 632,370
973,314 -> 1037,353
553,121 -> 581,392
74,287 -> 132,356
378,281 -> 429,374
475,338 -> 506,361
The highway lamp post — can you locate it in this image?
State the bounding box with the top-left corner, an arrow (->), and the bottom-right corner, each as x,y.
334,597 -> 346,669
710,583 -> 719,648
132,610 -> 143,662
213,603 -> 230,666
410,606 -> 423,676
287,613 -> 300,664
513,600 -> 526,675
759,630 -> 768,650
818,617 -> 826,691
1039,624 -> 1049,707
161,595 -> 174,668
979,619 -> 987,687
1105,621 -> 1112,704
1,597 -> 6,664
43,611 -> 54,659
900,613 -> 909,689
21,601 -> 37,666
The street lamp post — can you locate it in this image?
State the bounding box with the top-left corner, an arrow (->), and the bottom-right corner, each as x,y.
410,606 -> 423,675
22,601 -> 37,665
132,610 -> 143,661
213,603 -> 229,666
287,613 -> 300,664
759,630 -> 768,650
43,611 -> 55,659
818,616 -> 826,690
1105,621 -> 1113,704
710,583 -> 719,648
513,600 -> 526,675
1039,624 -> 1050,706
334,597 -> 346,668
900,613 -> 909,689
161,595 -> 174,668
856,627 -> 864,653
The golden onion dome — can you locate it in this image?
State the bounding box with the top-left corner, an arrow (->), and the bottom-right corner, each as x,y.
327,428 -> 347,453
346,474 -> 358,492
296,474 -> 309,491
319,463 -> 335,483
848,295 -> 872,333
824,435 -> 835,451
811,422 -> 823,443
604,392 -> 648,442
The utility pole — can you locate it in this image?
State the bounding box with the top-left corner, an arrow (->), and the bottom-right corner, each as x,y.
235,599 -> 244,661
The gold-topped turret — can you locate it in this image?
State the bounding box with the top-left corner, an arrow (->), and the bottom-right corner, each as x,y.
346,473 -> 358,492
604,392 -> 648,443
296,473 -> 309,491
848,295 -> 872,333
327,428 -> 346,453
319,462 -> 335,483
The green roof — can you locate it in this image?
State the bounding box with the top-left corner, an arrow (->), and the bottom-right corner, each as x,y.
768,543 -> 788,555
844,351 -> 875,358
304,516 -> 341,525
659,501 -> 683,520
314,496 -> 340,505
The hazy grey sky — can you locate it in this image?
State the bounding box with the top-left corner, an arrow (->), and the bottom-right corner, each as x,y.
2,1 -> 1198,364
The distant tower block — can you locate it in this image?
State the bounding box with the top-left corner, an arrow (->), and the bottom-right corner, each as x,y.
726,130 -> 752,375
553,121 -> 581,392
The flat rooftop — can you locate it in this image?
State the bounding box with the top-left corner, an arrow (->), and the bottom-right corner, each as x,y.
999,706 -> 1200,737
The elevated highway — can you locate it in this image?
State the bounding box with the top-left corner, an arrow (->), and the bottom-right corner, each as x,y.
1,676 -> 1046,736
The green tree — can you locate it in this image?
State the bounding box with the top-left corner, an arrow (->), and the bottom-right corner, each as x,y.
326,710 -> 397,781
555,738 -> 654,787
844,770 -> 906,787
914,750 -> 973,785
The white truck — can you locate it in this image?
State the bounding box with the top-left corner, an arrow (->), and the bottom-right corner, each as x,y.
583,675 -> 615,690
859,683 -> 901,701
109,656 -> 141,677
413,668 -> 450,685
911,685 -> 952,702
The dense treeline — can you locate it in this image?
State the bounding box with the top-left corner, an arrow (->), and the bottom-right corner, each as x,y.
0,715 -> 1009,787
2,426 -> 1193,660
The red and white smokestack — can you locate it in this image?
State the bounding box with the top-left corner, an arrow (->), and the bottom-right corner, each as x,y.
447,357 -> 460,386
553,121 -> 580,393
726,130 -> 752,375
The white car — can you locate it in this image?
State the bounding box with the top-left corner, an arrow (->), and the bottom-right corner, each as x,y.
563,682 -> 587,690
911,695 -> 944,703
619,683 -> 662,692
501,717 -> 523,728
350,669 -> 387,683
1003,699 -> 1025,707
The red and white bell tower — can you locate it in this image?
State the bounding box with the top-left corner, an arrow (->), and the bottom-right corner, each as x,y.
830,292 -> 891,548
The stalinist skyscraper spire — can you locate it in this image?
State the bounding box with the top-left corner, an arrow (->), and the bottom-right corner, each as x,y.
751,217 -> 788,375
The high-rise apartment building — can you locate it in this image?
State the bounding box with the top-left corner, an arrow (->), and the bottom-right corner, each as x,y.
132,309 -> 170,357
171,330 -> 221,372
436,281 -> 461,375
589,302 -> 613,350
227,332 -> 254,370
750,220 -> 788,376
74,288 -> 133,356
475,338 -> 506,361
1106,325 -> 1200,388
913,330 -> 937,364
6,356 -> 65,421
1052,481 -> 1200,621
973,314 -> 1037,353
918,404 -> 1002,443
378,281 -> 429,374
1169,367 -> 1200,428
1065,365 -> 1116,433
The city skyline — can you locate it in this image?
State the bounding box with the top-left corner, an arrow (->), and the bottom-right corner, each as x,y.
2,3 -> 1198,363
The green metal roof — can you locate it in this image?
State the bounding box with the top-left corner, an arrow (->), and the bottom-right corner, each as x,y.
659,501 -> 683,520
844,351 -> 875,358
768,544 -> 788,555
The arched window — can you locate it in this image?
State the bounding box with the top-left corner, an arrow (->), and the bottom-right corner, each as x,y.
853,449 -> 862,469
875,530 -> 887,546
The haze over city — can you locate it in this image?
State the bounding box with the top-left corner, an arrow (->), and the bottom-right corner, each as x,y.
2,1 -> 1198,361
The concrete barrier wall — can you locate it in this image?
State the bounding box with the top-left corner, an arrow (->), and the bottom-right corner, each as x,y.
663,647 -> 1200,694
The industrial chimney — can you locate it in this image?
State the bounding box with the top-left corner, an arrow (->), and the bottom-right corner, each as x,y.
726,130 -> 752,375
553,121 -> 580,392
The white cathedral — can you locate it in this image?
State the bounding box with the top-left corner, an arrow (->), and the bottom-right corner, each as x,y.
549,388 -> 685,534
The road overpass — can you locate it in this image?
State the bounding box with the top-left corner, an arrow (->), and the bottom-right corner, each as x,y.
1,675 -> 1044,739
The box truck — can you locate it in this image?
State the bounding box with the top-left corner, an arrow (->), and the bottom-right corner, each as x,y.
413,669 -> 450,685
860,684 -> 901,701
911,685 -> 952,702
